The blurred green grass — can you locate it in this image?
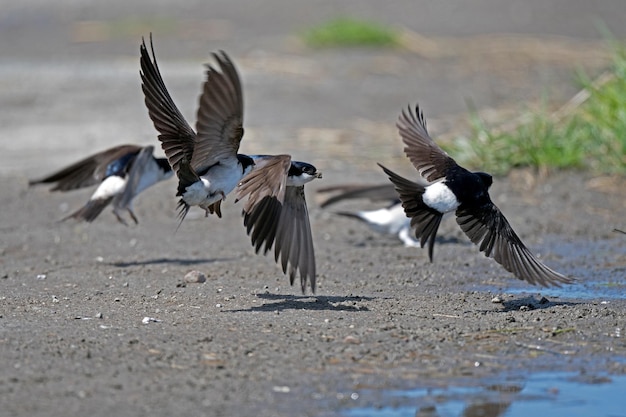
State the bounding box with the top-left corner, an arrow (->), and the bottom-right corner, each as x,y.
449,43 -> 626,176
302,17 -> 398,47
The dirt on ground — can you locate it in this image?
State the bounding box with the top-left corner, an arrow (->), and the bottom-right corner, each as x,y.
1,2 -> 626,416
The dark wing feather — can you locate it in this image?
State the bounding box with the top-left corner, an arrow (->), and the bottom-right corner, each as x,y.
236,155 -> 290,212
237,155 -> 316,293
455,200 -> 574,287
379,163 -> 443,261
29,145 -> 141,191
140,36 -> 196,176
317,183 -> 400,208
273,186 -> 316,293
397,104 -> 459,182
192,51 -> 244,173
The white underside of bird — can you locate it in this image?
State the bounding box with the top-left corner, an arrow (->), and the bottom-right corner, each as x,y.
91,176 -> 127,201
356,205 -> 408,235
341,204 -> 421,247
181,160 -> 248,208
423,181 -> 460,213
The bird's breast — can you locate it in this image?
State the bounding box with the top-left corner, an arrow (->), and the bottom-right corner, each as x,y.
181,180 -> 211,206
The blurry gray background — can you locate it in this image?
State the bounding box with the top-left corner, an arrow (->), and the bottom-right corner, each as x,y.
1,0 -> 624,176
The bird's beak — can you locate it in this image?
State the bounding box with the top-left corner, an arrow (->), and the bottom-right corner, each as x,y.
315,171 -> 322,179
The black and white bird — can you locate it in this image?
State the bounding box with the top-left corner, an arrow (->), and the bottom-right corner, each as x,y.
140,36 -> 322,293
317,183 -> 419,247
29,144 -> 172,224
140,36 -> 255,223
236,155 -> 322,293
379,105 -> 574,287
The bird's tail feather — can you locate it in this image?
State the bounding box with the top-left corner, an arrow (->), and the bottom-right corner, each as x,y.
175,199 -> 190,232
334,211 -> 366,222
61,198 -> 112,223
378,163 -> 443,261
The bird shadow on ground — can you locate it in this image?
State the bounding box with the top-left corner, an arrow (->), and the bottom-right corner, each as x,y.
493,295 -> 580,312
226,293 -> 374,313
109,257 -> 236,267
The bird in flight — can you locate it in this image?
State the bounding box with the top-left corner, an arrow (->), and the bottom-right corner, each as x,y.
30,144 -> 172,224
140,36 -> 254,225
317,183 -> 419,247
236,154 -> 322,293
140,36 -> 321,293
379,105 -> 574,287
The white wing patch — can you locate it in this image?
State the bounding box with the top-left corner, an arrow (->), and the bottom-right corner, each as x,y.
423,181 -> 459,213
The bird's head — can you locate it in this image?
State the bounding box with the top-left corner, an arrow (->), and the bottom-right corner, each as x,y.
475,171 -> 493,188
238,154 -> 256,175
288,161 -> 322,186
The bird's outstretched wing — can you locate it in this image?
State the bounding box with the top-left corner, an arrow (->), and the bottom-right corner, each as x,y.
140,36 -> 196,177
397,105 -> 459,182
192,51 -> 244,174
456,200 -> 574,287
237,155 -> 316,293
29,145 -> 141,191
317,183 -> 399,208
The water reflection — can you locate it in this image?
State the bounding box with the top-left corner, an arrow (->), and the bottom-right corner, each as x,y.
344,372 -> 626,417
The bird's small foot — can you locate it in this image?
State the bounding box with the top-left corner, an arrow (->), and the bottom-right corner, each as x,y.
128,209 -> 139,224
113,210 -> 129,226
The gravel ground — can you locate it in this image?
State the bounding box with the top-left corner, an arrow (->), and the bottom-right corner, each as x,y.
1,1 -> 626,416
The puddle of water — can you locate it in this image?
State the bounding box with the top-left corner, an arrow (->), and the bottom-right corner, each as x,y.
482,237 -> 626,300
502,281 -> 626,300
344,372 -> 626,417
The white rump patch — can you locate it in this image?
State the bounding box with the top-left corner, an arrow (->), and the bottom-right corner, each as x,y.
423,181 -> 459,213
91,176 -> 126,200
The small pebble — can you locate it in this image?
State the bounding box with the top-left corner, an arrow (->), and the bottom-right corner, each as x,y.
343,335 -> 361,345
36,274 -> 47,280
491,296 -> 503,303
142,317 -> 161,324
184,270 -> 206,284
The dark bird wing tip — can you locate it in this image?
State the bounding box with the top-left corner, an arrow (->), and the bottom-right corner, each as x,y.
533,270 -> 575,288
